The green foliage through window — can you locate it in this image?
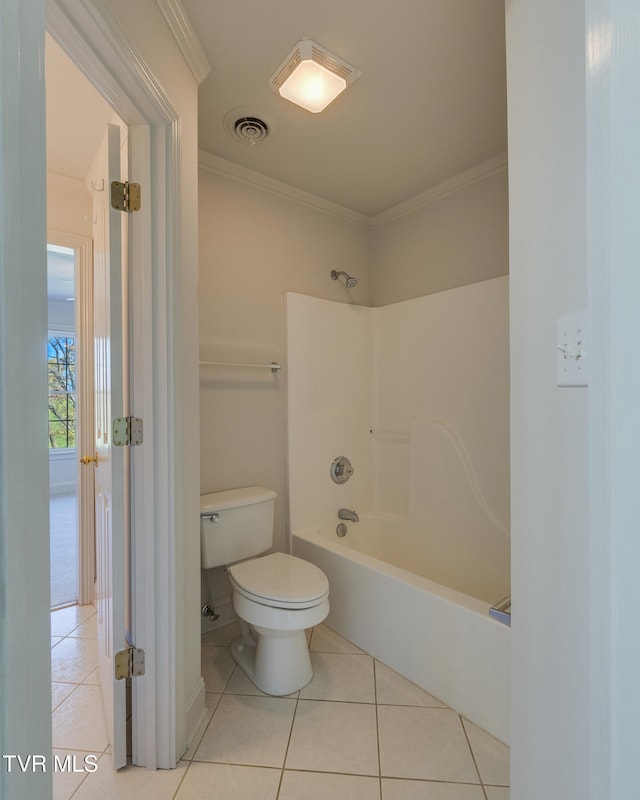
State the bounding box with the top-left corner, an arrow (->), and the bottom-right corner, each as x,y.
48,336 -> 76,449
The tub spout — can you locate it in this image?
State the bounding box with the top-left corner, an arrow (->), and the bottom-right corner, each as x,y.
338,508 -> 359,522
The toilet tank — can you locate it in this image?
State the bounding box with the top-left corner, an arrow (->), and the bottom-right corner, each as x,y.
200,486 -> 277,569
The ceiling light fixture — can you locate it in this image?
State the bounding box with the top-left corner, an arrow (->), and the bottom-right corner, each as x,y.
269,39 -> 360,113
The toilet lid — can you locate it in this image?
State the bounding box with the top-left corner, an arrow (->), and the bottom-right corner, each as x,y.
228,552 -> 329,609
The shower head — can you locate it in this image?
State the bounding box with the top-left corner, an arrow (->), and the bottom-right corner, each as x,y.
330,269 -> 359,289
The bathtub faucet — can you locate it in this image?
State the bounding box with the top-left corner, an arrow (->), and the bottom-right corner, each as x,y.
338,508 -> 359,523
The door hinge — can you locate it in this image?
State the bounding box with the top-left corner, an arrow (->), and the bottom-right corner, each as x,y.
112,416 -> 143,446
111,180 -> 141,212
115,647 -> 145,680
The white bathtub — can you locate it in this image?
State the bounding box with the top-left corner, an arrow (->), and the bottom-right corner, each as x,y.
292,520 -> 510,744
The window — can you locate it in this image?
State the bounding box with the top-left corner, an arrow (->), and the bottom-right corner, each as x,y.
48,335 -> 76,449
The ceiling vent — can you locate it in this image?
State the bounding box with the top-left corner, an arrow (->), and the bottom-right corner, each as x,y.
234,116 -> 269,144
223,107 -> 277,146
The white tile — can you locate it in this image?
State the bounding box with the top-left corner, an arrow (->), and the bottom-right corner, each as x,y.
82,667 -> 101,686
484,788 -> 510,800
225,665 -> 299,698
375,661 -> 446,708
224,665 -> 264,696
377,707 -> 478,783
382,779 -> 485,800
202,622 -> 241,646
51,682 -> 76,711
309,624 -> 365,654
462,719 -> 510,786
176,762 -> 281,800
69,614 -> 98,639
182,692 -> 222,761
194,694 -> 296,767
72,758 -> 189,799
201,644 -> 235,692
50,636 -> 98,684
52,636 -> 63,648
52,684 -> 109,752
280,769 -> 380,800
52,750 -> 103,800
286,700 -> 379,776
300,652 -> 375,703
50,605 -> 96,637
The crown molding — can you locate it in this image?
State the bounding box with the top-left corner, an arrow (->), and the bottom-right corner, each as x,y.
156,0 -> 211,85
370,153 -> 509,229
200,150 -> 508,231
199,150 -> 371,228
47,171 -> 91,197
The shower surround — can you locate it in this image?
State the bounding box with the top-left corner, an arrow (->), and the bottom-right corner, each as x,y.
286,277 -> 510,741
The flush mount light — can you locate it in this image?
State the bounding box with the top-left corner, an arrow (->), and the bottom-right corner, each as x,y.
269,39 -> 360,113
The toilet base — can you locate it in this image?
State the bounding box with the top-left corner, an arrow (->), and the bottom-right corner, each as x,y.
231,622 -> 313,695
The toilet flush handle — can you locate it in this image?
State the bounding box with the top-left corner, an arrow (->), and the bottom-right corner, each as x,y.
202,513 -> 219,523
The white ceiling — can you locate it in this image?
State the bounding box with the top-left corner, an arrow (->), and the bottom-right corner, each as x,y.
45,35 -> 113,182
44,1 -> 507,219
184,0 -> 507,216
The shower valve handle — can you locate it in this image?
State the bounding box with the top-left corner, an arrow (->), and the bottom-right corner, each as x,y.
330,456 -> 354,484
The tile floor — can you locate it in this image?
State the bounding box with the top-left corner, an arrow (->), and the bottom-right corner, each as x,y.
51,606 -> 510,799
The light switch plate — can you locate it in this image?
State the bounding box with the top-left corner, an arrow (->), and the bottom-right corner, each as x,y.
557,311 -> 587,387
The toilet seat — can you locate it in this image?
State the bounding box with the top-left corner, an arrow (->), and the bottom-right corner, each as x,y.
228,552 -> 329,610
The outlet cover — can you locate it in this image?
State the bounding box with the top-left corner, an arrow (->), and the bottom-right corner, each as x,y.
557,311 -> 587,387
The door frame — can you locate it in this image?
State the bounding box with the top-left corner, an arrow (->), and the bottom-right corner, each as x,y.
0,4 -> 52,796
46,0 -> 181,769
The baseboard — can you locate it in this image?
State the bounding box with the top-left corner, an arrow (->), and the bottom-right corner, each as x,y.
183,676 -> 206,757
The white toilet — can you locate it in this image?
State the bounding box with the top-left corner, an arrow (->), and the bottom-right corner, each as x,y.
200,486 -> 329,695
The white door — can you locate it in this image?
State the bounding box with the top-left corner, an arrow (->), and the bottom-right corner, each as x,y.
92,121 -> 129,769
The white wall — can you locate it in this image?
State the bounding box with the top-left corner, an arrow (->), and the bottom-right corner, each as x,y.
506,1 -> 589,797
47,173 -> 92,239
371,165 -> 509,306
198,161 -> 371,603
47,298 -> 74,328
48,451 -> 76,495
586,0 -> 640,794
